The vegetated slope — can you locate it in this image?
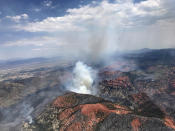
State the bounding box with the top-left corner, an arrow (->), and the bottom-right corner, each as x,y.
23,92 -> 174,131
22,49 -> 175,131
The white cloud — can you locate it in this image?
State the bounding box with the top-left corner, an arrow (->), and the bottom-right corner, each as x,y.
4,36 -> 63,47
16,16 -> 84,32
43,0 -> 52,7
5,0 -> 175,59
16,0 -> 171,32
6,14 -> 28,22
33,8 -> 41,12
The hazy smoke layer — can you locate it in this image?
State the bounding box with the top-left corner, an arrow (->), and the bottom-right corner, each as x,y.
68,61 -> 96,94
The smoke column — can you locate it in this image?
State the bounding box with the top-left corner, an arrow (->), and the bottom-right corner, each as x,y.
68,61 -> 96,94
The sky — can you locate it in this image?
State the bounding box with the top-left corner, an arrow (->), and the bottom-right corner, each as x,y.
0,0 -> 175,60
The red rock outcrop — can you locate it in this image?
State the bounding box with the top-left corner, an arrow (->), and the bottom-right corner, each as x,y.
164,117 -> 175,130
24,92 -> 175,131
102,76 -> 132,88
51,93 -> 132,131
131,118 -> 141,131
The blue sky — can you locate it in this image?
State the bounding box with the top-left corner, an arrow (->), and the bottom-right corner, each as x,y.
0,0 -> 175,60
0,0 -> 94,19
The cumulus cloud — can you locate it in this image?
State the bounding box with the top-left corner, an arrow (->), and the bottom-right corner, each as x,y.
3,0 -> 175,59
6,14 -> 28,22
16,0 -> 171,32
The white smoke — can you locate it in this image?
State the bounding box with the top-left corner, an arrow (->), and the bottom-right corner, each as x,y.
68,61 -> 97,94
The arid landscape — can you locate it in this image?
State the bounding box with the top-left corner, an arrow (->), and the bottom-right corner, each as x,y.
0,49 -> 175,131
1,0 -> 175,130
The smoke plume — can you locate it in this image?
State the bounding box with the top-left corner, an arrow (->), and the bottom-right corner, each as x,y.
68,61 -> 97,94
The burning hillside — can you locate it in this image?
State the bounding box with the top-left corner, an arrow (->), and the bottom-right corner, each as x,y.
0,49 -> 175,131
23,92 -> 174,131
21,49 -> 175,131
1,0 -> 175,130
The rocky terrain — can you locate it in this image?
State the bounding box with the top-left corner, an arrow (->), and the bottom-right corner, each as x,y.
1,49 -> 175,131
23,92 -> 174,131
0,58 -> 74,130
